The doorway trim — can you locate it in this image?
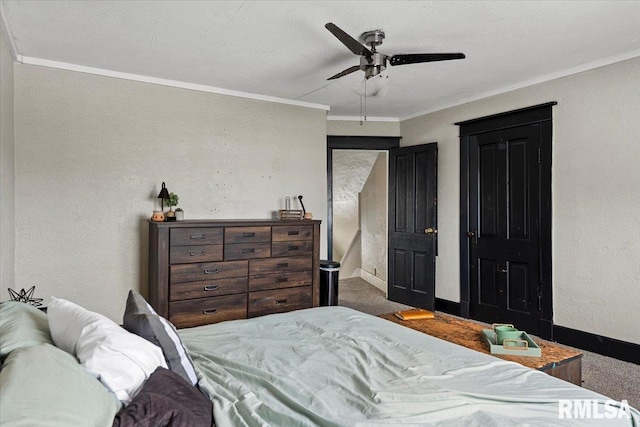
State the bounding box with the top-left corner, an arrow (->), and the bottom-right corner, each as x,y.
326,136 -> 400,260
456,102 -> 556,339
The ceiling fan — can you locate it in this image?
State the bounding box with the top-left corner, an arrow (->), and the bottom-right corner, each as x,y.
325,23 -> 466,81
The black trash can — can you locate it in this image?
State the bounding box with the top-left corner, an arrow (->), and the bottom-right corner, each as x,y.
319,260 -> 340,306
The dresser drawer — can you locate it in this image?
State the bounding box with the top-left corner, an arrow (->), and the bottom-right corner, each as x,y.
170,277 -> 248,301
271,241 -> 313,257
249,256 -> 312,275
170,244 -> 223,264
248,286 -> 312,318
272,225 -> 313,242
249,271 -> 312,292
170,228 -> 223,246
170,260 -> 248,284
225,242 -> 271,260
225,226 -> 271,244
170,294 -> 247,328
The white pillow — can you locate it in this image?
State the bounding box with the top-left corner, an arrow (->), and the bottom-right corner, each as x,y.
47,297 -> 167,403
47,296 -> 105,355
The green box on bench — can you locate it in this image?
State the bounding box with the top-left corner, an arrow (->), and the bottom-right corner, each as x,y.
481,329 -> 542,357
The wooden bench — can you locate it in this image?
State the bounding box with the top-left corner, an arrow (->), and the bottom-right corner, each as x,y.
379,312 -> 583,386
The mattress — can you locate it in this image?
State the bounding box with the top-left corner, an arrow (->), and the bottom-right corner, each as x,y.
179,306 -> 639,426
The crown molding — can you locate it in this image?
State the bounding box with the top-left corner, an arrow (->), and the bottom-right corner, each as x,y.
0,3 -> 22,62
327,115 -> 400,122
401,49 -> 640,121
19,56 -> 331,111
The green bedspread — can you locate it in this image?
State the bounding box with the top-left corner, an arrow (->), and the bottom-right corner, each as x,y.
179,306 -> 639,426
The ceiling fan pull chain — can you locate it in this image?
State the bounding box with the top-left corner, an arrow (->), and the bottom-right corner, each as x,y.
364,79 -> 367,122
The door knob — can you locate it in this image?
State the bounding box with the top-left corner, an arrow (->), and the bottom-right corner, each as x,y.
425,227 -> 437,234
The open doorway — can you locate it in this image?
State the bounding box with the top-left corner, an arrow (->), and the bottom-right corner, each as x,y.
333,149 -> 387,291
327,136 -> 400,295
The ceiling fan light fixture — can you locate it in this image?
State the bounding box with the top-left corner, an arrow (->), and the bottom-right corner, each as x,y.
354,72 -> 389,97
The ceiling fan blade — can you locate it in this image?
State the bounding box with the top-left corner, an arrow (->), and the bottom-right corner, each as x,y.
325,23 -> 372,57
327,65 -> 361,80
389,53 -> 466,66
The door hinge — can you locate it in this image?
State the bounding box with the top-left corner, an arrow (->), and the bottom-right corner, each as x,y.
537,147 -> 541,164
538,293 -> 543,311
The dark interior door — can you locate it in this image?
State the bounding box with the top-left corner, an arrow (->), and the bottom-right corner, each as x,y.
468,125 -> 541,334
388,143 -> 437,309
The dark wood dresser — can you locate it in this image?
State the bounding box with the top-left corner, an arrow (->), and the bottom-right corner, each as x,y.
148,219 -> 321,328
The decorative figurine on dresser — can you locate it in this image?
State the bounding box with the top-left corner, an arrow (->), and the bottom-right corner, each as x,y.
148,219 -> 321,328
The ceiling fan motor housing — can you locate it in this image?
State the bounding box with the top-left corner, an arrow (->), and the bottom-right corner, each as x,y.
361,52 -> 387,78
359,30 -> 387,79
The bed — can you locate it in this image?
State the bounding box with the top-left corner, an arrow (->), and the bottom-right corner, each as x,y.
1,296 -> 637,427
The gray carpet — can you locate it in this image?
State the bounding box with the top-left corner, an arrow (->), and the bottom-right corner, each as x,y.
338,277 -> 640,410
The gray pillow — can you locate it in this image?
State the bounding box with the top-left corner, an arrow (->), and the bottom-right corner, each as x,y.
123,291 -> 198,386
0,301 -> 53,358
0,343 -> 121,425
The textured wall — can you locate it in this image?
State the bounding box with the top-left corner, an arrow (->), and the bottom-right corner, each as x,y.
360,152 -> 387,283
401,57 -> 640,344
339,230 -> 361,280
0,21 -> 15,292
332,150 -> 380,263
13,64 -> 327,321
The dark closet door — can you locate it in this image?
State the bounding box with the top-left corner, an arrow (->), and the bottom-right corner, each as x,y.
388,143 -> 437,309
468,125 -> 541,334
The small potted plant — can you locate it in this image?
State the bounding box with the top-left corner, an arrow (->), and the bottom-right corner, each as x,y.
175,207 -> 184,221
165,192 -> 179,221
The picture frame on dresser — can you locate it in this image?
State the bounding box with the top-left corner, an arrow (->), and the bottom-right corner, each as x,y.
148,219 -> 321,328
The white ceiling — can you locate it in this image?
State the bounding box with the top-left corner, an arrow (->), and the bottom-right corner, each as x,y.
2,1 -> 639,119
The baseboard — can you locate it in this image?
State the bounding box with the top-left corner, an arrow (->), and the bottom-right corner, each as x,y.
356,269 -> 387,295
435,298 -> 461,316
553,325 -> 640,365
431,302 -> 638,365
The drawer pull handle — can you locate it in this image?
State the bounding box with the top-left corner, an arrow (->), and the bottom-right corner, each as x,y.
203,285 -> 219,291
204,269 -> 219,275
190,251 -> 206,256
242,248 -> 255,254
203,308 -> 218,315
276,278 -> 288,283
287,231 -> 299,236
190,234 -> 205,240
288,245 -> 299,251
243,232 -> 255,238
275,299 -> 288,305
276,263 -> 289,268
